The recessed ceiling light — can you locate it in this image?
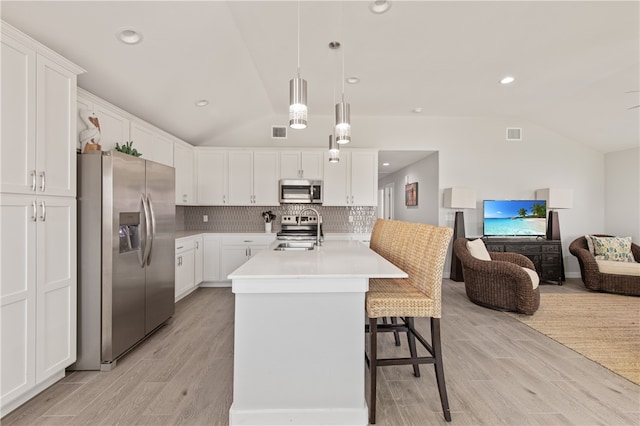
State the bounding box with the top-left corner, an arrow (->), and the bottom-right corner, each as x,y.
382,162 -> 390,166
195,100 -> 209,107
370,0 -> 392,14
346,77 -> 360,84
116,28 -> 143,45
500,76 -> 515,85
412,107 -> 423,113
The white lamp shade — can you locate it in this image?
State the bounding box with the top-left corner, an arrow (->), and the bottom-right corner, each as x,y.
443,188 -> 476,209
536,188 -> 573,209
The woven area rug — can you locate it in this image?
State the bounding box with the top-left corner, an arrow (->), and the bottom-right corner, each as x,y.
508,292 -> 640,385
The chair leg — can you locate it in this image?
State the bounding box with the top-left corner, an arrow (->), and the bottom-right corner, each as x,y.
431,318 -> 451,422
405,317 -> 421,377
369,317 -> 378,424
390,316 -> 401,346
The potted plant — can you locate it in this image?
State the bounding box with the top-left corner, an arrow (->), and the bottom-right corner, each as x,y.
115,141 -> 142,157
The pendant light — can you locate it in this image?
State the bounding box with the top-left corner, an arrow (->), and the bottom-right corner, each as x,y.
328,134 -> 340,163
289,0 -> 307,130
335,2 -> 351,144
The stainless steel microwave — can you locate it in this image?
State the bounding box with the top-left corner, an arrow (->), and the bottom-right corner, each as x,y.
279,179 -> 323,204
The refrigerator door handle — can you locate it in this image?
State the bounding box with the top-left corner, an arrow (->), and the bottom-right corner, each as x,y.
141,193 -> 152,267
146,194 -> 157,266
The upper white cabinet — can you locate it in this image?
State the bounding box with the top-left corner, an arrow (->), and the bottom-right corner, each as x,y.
130,121 -> 174,167
228,150 -> 279,206
77,89 -> 178,169
174,141 -> 195,204
324,150 -> 378,206
1,31 -> 83,197
197,149 -> 228,205
280,150 -> 323,180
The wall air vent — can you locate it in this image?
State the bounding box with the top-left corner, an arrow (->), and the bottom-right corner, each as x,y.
271,125 -> 287,139
506,127 -> 522,141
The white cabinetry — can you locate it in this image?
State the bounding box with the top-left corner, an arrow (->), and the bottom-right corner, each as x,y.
175,238 -> 196,301
130,121 -> 174,167
228,151 -> 279,206
1,195 -> 77,412
1,34 -> 81,197
194,236 -> 203,286
1,22 -> 82,416
280,150 -> 323,180
203,235 -> 221,282
174,141 -> 195,204
175,235 -> 204,301
323,150 -> 378,206
220,235 -> 276,281
197,149 -> 228,205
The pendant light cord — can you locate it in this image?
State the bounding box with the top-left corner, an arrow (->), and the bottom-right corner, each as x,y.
297,0 -> 301,78
341,1 -> 345,101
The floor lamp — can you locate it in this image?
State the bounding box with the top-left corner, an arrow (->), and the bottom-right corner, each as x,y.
444,188 -> 476,282
536,188 -> 573,281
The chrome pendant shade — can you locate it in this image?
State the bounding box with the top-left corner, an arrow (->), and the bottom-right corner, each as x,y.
328,134 -> 340,163
289,77 -> 308,129
335,100 -> 351,144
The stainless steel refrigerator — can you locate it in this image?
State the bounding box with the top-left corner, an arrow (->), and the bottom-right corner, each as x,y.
74,150 -> 175,371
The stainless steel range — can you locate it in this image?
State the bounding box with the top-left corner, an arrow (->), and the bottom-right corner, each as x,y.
277,215 -> 323,241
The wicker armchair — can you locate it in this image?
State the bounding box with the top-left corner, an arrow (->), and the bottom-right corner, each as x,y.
569,235 -> 640,296
453,238 -> 540,315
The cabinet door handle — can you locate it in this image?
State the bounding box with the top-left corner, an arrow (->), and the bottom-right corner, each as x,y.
31,201 -> 37,222
40,201 -> 46,222
39,171 -> 46,192
223,195 -> 226,204
177,246 -> 184,250
351,195 -> 354,203
248,247 -> 252,257
195,241 -> 199,249
30,170 -> 37,191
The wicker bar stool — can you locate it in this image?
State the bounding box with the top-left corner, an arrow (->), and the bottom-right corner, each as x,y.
366,219 -> 453,424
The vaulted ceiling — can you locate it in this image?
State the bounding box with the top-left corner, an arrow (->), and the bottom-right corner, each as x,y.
2,1 -> 638,154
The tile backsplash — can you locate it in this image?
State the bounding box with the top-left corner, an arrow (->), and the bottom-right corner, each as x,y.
177,205 -> 378,234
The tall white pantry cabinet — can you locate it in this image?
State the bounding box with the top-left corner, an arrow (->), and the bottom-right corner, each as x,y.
0,21 -> 84,416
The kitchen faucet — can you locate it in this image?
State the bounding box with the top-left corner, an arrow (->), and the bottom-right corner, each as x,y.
298,207 -> 322,247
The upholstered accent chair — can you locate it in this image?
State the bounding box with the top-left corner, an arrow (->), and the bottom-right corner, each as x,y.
454,238 -> 540,315
569,234 -> 640,296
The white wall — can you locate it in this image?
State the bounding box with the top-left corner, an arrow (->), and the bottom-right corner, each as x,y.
203,113 -> 610,278
605,147 -> 640,242
378,153 -> 439,225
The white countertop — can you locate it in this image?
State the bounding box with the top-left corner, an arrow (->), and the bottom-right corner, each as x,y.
228,240 -> 407,280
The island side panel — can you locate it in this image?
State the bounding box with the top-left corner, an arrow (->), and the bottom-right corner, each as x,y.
230,277 -> 368,426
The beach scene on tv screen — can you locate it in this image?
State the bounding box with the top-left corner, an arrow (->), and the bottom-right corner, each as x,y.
484,200 -> 547,236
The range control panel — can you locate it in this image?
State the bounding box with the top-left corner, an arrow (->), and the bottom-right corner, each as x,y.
281,215 -> 318,225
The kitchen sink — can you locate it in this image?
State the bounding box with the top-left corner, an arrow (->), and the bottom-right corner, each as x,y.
273,241 -> 316,251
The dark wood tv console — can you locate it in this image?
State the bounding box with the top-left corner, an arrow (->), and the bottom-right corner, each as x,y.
483,238 -> 564,285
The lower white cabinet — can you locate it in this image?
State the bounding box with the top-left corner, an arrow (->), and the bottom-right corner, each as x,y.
203,235 -> 221,282
175,235 -> 203,301
219,235 -> 276,281
0,194 -> 76,414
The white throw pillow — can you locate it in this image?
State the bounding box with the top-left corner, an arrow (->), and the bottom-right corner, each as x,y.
522,267 -> 540,290
467,239 -> 491,261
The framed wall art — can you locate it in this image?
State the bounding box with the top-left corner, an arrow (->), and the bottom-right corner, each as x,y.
405,182 -> 418,206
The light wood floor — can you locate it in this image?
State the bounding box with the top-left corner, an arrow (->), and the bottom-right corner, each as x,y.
3,279 -> 639,425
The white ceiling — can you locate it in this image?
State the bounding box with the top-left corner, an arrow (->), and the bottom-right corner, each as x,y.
2,1 -> 639,155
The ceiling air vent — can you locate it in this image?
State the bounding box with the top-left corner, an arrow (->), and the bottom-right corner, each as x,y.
271,125 -> 287,139
506,127 -> 522,141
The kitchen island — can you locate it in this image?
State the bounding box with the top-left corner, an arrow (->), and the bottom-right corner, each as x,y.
228,240 -> 407,426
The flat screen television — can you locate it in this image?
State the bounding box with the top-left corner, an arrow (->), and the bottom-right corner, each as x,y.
483,200 -> 547,237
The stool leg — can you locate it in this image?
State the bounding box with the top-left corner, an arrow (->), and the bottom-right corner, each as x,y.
390,317 -> 401,346
431,318 -> 451,422
369,317 -> 378,424
405,317 -> 420,377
